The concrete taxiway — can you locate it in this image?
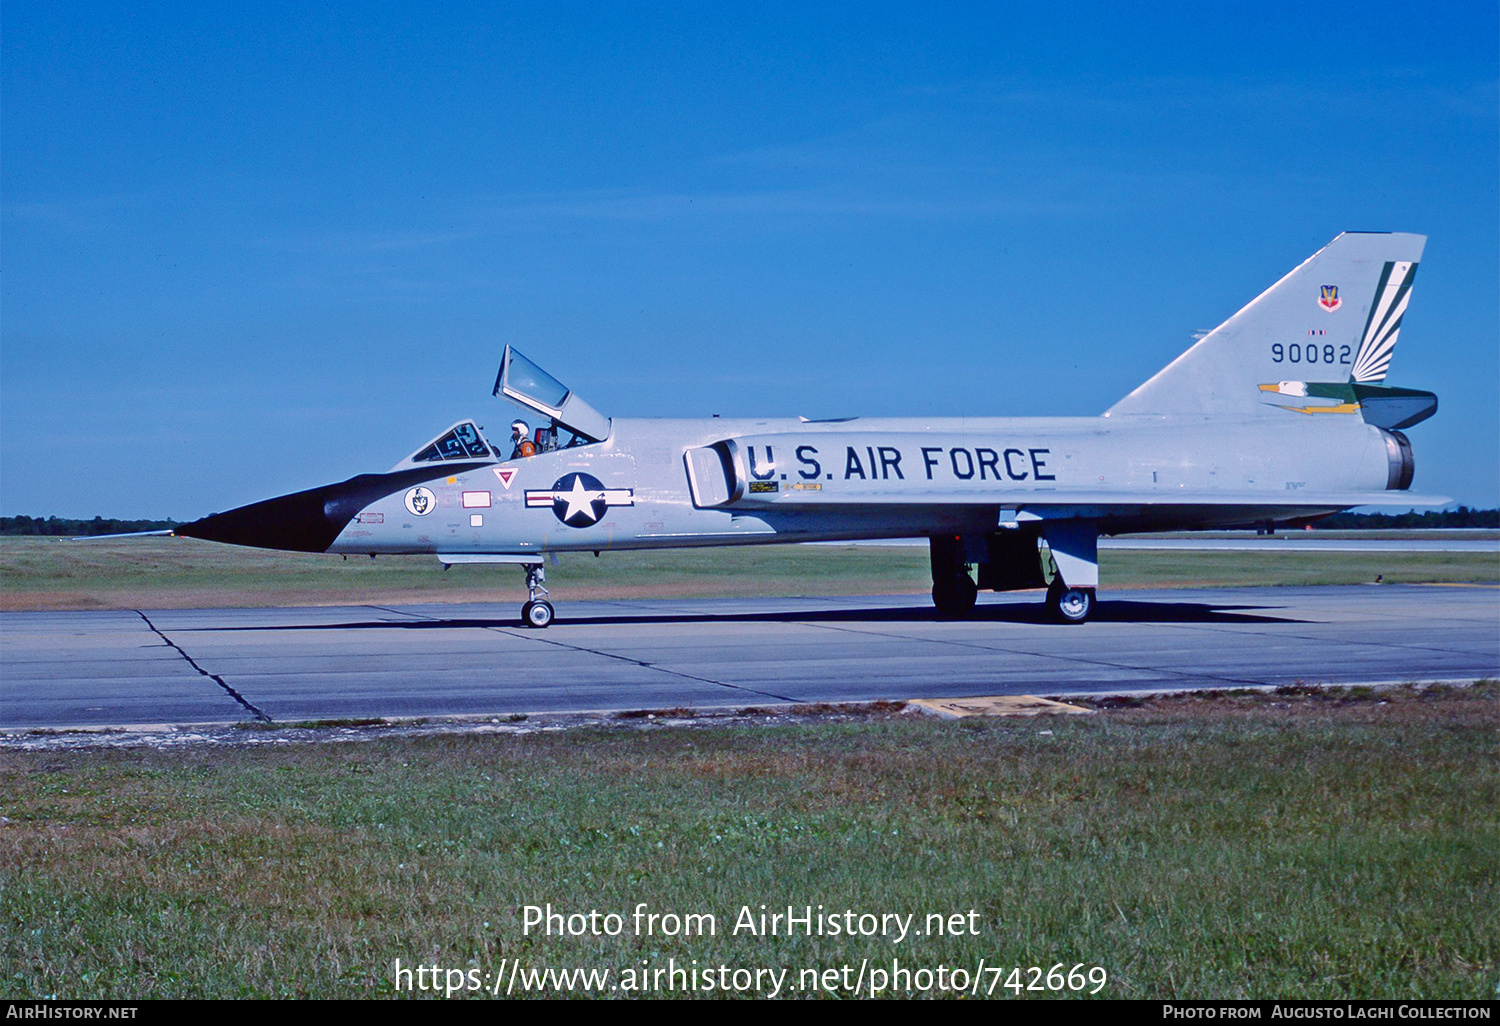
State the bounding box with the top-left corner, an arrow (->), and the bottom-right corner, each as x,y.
2,585 -> 1496,730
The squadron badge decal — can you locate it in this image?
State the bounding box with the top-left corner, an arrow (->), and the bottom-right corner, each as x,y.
1318,284 -> 1341,312
404,486 -> 436,517
525,473 -> 633,528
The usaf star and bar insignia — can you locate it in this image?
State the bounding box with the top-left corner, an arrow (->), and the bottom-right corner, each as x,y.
525,473 -> 634,528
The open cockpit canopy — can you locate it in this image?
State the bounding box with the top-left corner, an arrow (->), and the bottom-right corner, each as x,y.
493,346 -> 610,443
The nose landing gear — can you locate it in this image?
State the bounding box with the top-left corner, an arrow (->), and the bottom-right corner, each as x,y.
521,564 -> 555,628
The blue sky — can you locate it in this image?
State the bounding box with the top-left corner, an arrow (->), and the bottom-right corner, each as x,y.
4,2 -> 1497,517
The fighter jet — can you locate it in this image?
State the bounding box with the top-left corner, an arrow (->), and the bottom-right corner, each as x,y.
178,231 -> 1446,627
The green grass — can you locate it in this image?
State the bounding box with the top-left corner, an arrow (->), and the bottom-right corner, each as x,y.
0,538 -> 935,610
1,536 -> 1496,610
1095,549 -> 1499,588
2,687 -> 1495,999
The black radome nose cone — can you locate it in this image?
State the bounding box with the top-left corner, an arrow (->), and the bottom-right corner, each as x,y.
176,464 -> 492,553
176,484 -> 346,552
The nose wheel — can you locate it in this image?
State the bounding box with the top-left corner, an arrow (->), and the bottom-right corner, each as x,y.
521,599 -> 555,628
521,564 -> 554,628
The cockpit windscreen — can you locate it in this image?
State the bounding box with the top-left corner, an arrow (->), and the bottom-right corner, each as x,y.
410,422 -> 497,463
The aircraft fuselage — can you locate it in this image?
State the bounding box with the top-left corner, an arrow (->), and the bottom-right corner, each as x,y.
320,413 -> 1403,557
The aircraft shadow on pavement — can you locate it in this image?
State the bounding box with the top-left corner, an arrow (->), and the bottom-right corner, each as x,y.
192,599 -> 1310,632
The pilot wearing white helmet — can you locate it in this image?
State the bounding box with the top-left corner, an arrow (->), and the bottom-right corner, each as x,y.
510,420 -> 536,459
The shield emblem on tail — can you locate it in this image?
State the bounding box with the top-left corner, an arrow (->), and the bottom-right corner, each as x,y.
1318,284 -> 1341,312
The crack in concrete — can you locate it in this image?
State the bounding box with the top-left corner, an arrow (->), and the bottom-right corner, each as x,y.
365,604 -> 798,705
135,610 -> 272,723
489,626 -> 801,705
799,621 -> 1273,689
1146,618 -> 1500,662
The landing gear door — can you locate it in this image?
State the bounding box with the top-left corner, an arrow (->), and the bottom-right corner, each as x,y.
493,346 -> 612,443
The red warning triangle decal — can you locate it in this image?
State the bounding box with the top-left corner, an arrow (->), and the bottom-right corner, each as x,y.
493,467 -> 518,490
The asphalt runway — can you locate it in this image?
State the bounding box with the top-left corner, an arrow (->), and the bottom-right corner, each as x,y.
2,585 -> 1496,730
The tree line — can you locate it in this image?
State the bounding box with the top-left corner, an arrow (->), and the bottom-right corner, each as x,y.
1314,506 -> 1497,529
1,515 -> 181,536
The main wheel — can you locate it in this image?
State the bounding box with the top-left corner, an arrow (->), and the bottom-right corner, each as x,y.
1047,580 -> 1093,624
522,600 -> 555,628
932,572 -> 978,620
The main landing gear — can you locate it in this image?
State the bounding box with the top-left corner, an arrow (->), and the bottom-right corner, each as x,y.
1046,580 -> 1095,625
929,520 -> 1100,624
1039,520 -> 1097,625
521,564 -> 555,628
932,567 -> 979,619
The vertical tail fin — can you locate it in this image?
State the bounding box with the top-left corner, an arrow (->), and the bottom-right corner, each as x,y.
1107,232 -> 1426,418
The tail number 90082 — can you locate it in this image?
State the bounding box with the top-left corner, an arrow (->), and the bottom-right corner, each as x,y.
1272,343 -> 1351,365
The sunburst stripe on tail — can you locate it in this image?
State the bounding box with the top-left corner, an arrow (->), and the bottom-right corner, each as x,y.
1351,260 -> 1417,383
